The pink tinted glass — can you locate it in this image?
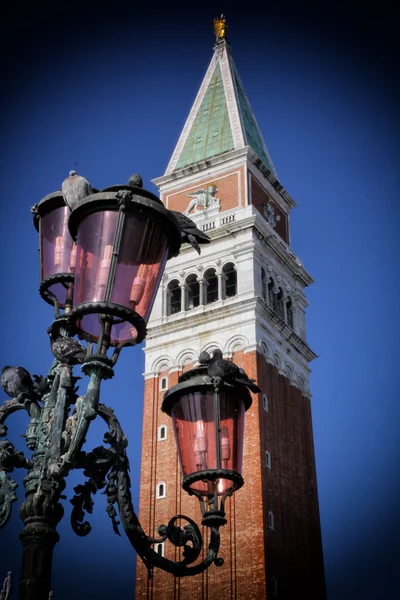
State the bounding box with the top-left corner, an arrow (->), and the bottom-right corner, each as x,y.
41,206 -> 76,305
172,390 -> 245,497
74,210 -> 168,343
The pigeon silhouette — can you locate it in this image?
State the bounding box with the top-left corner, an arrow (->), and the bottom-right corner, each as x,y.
207,349 -> 261,393
1,366 -> 34,398
61,170 -> 92,212
198,350 -> 211,365
128,173 -> 143,188
170,211 -> 210,254
47,326 -> 86,366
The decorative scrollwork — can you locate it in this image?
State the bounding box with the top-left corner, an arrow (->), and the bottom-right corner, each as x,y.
70,444 -> 116,536
157,515 -> 202,565
0,470 -> 18,528
70,480 -> 96,537
0,440 -> 33,529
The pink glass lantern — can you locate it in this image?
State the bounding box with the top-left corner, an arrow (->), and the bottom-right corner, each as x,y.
33,191 -> 77,311
162,364 -> 252,521
68,186 -> 181,346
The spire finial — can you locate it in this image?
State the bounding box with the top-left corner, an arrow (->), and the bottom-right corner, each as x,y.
214,14 -> 227,42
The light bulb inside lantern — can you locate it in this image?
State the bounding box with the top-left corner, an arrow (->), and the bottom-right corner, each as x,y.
194,420 -> 207,471
220,425 -> 230,469
69,243 -> 77,271
130,264 -> 149,307
54,236 -> 63,268
93,245 -> 113,301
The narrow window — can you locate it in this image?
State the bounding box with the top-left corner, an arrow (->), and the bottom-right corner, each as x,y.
263,394 -> 269,412
261,268 -> 267,300
268,278 -> 275,308
266,451 -> 271,469
167,280 -> 181,316
286,297 -> 294,329
156,482 -> 166,499
155,542 -> 165,557
159,376 -> 168,391
185,274 -> 200,311
268,510 -> 275,530
158,425 -> 167,441
276,287 -> 284,319
204,268 -> 218,304
222,262 -> 237,298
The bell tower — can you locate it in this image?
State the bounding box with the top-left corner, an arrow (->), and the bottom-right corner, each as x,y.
136,23 -> 325,600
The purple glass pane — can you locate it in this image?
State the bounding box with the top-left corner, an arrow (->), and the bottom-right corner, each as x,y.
74,210 -> 118,307
172,390 -> 245,497
111,212 -> 168,322
74,210 -> 168,343
41,205 -> 75,305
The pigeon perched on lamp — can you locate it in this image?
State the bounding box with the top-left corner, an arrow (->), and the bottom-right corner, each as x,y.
61,170 -> 92,212
1,366 -> 35,399
128,173 -> 143,188
206,349 -> 261,393
170,211 -> 211,254
198,350 -> 211,365
47,326 -> 86,366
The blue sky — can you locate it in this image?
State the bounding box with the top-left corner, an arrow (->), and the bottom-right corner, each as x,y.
0,2 -> 399,599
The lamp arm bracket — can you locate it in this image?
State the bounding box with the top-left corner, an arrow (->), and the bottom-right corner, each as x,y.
57,369 -> 102,475
89,403 -> 224,577
110,450 -> 223,577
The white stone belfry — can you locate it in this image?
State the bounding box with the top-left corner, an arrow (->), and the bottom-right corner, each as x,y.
144,39 -> 316,393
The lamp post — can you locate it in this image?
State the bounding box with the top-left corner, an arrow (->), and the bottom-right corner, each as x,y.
0,175 -> 254,599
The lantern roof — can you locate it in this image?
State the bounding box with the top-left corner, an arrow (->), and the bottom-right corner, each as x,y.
162,364 -> 252,415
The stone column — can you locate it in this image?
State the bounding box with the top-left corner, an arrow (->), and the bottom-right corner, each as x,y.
217,274 -> 223,301
180,284 -> 186,312
199,279 -> 204,306
163,287 -> 168,317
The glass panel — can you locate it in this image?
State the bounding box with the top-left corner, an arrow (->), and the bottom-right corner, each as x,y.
74,210 -> 168,343
172,389 -> 245,497
41,205 -> 76,305
112,212 -> 168,322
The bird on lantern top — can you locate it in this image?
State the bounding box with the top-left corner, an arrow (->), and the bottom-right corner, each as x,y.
61,170 -> 92,212
128,173 -> 143,188
203,349 -> 261,393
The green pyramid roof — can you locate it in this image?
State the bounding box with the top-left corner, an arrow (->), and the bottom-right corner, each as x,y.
231,63 -> 276,174
175,63 -> 234,169
170,42 -> 276,177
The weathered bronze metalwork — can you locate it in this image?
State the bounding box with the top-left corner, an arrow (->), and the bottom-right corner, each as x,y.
0,176 -> 247,599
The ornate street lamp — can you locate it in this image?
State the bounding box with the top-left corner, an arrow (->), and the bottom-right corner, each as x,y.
0,174 -> 257,600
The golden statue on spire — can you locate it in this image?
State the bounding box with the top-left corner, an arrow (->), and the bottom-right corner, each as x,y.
214,14 -> 227,41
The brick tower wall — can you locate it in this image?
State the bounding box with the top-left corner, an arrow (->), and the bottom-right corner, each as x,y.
135,350 -> 325,600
